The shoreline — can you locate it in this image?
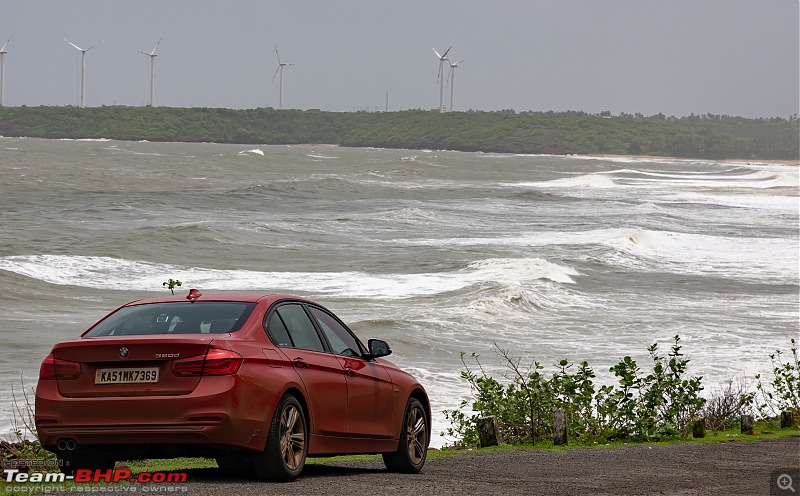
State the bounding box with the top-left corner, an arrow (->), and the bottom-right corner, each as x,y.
2,135 -> 795,164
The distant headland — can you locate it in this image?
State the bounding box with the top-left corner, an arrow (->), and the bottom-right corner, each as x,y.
0,106 -> 797,161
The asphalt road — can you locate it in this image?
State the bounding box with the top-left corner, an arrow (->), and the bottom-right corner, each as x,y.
160,436 -> 800,496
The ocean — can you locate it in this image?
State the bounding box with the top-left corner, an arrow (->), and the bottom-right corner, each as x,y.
0,137 -> 797,448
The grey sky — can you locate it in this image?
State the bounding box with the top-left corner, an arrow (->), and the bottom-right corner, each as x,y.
1,0 -> 797,117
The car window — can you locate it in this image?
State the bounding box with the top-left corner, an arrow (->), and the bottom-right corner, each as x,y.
266,312 -> 293,347
309,307 -> 363,357
275,304 -> 325,353
84,302 -> 256,337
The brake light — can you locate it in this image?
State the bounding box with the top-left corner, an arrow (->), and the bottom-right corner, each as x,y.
172,349 -> 243,377
39,354 -> 82,380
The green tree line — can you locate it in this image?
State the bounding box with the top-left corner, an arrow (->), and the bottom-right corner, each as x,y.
0,106 -> 796,160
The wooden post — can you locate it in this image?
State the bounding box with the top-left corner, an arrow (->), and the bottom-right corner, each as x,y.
553,408 -> 567,446
781,411 -> 795,428
740,414 -> 754,433
477,416 -> 502,447
692,418 -> 706,438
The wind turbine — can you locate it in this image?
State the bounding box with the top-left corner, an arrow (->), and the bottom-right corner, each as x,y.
432,46 -> 451,113
139,38 -> 162,107
447,59 -> 464,112
0,36 -> 10,107
273,46 -> 294,110
64,39 -> 97,108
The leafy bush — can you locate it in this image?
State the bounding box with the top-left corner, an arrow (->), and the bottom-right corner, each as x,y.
445,337 -> 798,448
755,339 -> 800,418
444,336 -> 706,447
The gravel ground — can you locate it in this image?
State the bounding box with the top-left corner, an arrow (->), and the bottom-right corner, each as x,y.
162,436 -> 799,496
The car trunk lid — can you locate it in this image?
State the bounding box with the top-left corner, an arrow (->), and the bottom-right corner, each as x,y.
52,335 -> 215,398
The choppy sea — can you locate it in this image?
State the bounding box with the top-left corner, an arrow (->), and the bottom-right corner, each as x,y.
0,137 -> 797,447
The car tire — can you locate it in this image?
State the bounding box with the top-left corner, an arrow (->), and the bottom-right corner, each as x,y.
382,397 -> 428,473
252,394 -> 307,481
58,452 -> 115,476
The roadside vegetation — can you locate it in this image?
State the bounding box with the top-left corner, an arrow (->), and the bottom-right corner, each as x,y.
443,337 -> 799,448
1,338 -> 797,489
0,106 -> 797,160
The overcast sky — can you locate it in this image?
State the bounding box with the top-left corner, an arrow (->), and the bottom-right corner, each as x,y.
1,0 -> 797,117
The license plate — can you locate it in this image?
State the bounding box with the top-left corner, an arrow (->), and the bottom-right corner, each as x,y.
95,368 -> 159,384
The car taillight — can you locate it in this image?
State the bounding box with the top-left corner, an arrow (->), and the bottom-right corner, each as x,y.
39,354 -> 82,380
172,349 -> 243,377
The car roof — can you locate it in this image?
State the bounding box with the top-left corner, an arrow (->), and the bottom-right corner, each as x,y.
124,292 -> 310,306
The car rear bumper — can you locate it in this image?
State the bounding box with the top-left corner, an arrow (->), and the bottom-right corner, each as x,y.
35,375 -> 279,453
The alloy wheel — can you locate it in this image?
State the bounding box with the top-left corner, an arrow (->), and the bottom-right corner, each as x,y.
280,403 -> 306,471
406,404 -> 427,465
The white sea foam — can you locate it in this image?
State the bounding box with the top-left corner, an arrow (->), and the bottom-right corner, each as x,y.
562,154 -> 709,166
0,255 -> 580,300
595,168 -> 740,177
390,228 -> 797,282
506,168 -> 798,191
605,229 -> 798,281
612,169 -> 799,189
507,174 -> 619,189
238,148 -> 264,156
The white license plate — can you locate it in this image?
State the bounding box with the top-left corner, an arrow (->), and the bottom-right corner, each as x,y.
95,368 -> 159,384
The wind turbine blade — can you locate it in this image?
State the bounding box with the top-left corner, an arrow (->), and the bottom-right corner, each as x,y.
151,37 -> 162,55
64,39 -> 83,51
275,46 -> 282,64
138,50 -> 150,56
272,66 -> 281,81
433,48 -> 442,59
0,36 -> 12,52
85,45 -> 96,52
441,46 -> 452,59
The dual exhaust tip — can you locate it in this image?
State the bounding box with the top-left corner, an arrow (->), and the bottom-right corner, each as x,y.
57,438 -> 77,451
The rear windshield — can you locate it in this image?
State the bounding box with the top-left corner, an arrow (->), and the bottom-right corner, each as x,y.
84,302 -> 257,337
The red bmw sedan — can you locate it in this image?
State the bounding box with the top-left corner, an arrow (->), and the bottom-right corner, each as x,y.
35,290 -> 430,481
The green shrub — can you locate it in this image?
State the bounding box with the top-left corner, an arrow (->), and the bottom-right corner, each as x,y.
445,337 -> 798,448
444,336 -> 706,447
756,338 -> 800,417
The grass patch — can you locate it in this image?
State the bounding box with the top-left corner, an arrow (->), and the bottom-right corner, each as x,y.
121,457 -> 218,472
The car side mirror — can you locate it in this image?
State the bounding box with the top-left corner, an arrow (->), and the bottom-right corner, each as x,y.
367,339 -> 392,359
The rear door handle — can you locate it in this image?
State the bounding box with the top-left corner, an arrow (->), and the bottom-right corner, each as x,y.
293,358 -> 308,369
344,367 -> 356,378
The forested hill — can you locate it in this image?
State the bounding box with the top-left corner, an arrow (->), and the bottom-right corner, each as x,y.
0,106 -> 797,160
